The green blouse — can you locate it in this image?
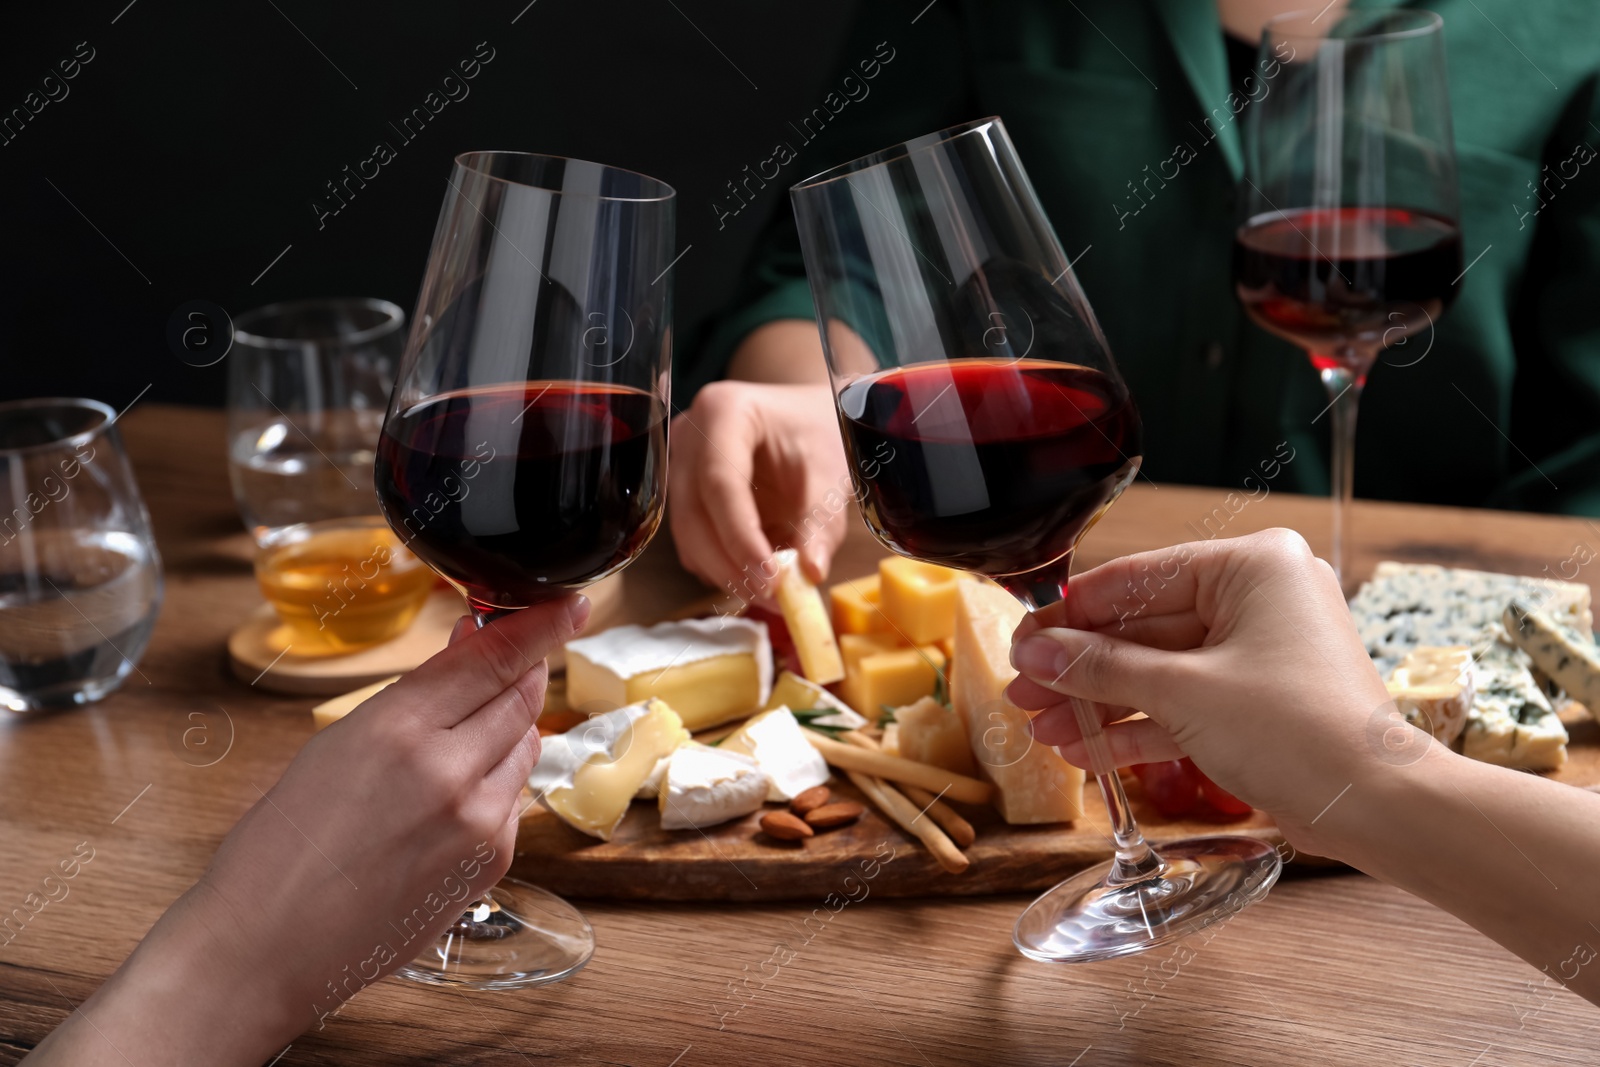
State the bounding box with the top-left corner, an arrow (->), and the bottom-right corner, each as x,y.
688,0 -> 1600,516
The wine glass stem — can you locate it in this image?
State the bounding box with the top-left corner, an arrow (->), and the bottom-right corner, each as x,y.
1016,582 -> 1164,888
1317,362 -> 1365,591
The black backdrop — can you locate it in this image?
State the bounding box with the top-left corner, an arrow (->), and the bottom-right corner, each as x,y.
0,1 -> 858,407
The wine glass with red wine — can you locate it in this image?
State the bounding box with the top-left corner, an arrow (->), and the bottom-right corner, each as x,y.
375,151 -> 674,988
1235,9 -> 1462,588
791,118 -> 1282,963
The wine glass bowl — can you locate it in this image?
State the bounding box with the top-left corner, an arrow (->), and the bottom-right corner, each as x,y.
793,118 -> 1281,963
1235,9 -> 1462,584
375,150 -> 675,988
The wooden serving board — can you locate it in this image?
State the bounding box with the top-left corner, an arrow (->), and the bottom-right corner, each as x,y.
513,705 -> 1600,902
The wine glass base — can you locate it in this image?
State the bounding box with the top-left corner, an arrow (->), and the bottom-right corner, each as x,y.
396,879 -> 595,990
1013,836 -> 1282,964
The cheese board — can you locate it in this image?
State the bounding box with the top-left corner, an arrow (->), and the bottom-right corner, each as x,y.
308,550 -> 1600,902
498,556 -> 1600,902
511,702 -> 1600,901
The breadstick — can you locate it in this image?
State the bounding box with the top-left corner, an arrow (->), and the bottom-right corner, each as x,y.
896,783 -> 978,849
803,730 -> 994,804
845,770 -> 969,874
839,731 -> 977,848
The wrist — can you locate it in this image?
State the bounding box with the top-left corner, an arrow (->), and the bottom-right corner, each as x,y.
101,880 -> 307,1064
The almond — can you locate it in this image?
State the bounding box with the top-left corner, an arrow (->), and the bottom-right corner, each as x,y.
789,785 -> 832,815
760,810 -> 814,841
803,801 -> 864,830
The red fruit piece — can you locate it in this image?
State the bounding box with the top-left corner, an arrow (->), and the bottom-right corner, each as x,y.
1131,760 -> 1200,818
1192,762 -> 1253,818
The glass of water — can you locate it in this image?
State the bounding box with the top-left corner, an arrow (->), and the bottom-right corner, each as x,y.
0,398 -> 163,711
227,297 -> 405,543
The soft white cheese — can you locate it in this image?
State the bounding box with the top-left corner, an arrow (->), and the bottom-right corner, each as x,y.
658,743 -> 770,830
718,707 -> 831,802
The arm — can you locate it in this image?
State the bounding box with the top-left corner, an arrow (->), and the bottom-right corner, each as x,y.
26,597 -> 589,1065
1006,530 -> 1600,1003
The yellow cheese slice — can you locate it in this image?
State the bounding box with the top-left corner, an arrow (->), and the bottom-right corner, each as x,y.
772,549 -> 846,685
878,557 -> 962,645
839,631 -> 903,672
953,580 -> 1084,824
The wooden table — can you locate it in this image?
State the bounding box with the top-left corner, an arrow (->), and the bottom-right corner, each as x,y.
1,405 -> 1595,1066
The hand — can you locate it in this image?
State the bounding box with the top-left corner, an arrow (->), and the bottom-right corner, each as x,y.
668,379 -> 850,594
1004,529 -> 1392,855
34,595 -> 589,1066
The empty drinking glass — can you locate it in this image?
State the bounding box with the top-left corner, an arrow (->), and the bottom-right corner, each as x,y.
0,398 -> 163,710
226,297 -> 405,544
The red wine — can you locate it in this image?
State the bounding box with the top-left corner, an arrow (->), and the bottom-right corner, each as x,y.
837,359 -> 1141,597
375,382 -> 666,611
1233,206 -> 1462,366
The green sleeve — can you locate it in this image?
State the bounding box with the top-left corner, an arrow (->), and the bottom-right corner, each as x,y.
679,0 -> 976,397
1492,90 -> 1600,516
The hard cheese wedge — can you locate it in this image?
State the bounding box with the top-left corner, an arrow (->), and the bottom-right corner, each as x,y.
565,617 -> 771,731
841,645 -> 946,723
527,699 -> 689,840
658,742 -> 770,830
1505,600 -> 1600,714
718,706 -> 831,801
953,580 -> 1084,824
830,575 -> 891,635
1385,646 -> 1473,746
311,675 -> 399,730
891,695 -> 977,776
772,549 -> 845,685
878,557 -> 963,645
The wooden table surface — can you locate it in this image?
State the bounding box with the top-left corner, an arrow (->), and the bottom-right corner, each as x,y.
2,405 -> 1596,1066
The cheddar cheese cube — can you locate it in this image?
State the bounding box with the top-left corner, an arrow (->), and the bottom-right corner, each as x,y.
878,557 -> 963,645
830,575 -> 892,635
842,645 -> 946,722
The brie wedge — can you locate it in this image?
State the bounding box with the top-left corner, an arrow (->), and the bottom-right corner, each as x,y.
565,617 -> 772,731
658,743 -> 770,830
718,707 -> 831,801
766,669 -> 870,731
527,699 -> 689,840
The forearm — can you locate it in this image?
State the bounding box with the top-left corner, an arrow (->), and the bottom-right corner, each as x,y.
27,883 -> 301,1066
1328,745 -> 1600,1003
726,320 -> 830,384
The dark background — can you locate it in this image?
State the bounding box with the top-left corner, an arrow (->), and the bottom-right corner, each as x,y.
0,1 -> 860,408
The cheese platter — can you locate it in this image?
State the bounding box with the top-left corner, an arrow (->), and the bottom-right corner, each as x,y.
310,552 -> 1600,902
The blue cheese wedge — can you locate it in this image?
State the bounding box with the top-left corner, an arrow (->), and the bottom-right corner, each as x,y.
658,743 -> 770,830
1460,642 -> 1568,771
1504,600 -> 1600,715
1351,562 -> 1584,772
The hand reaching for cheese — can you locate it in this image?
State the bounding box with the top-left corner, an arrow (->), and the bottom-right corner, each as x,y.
668,380 -> 850,594
1004,529 -> 1396,848
25,594 -> 589,1067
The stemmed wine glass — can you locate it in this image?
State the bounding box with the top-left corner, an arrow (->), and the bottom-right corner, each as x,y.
375,151 -> 674,988
791,118 -> 1282,962
1235,9 -> 1462,588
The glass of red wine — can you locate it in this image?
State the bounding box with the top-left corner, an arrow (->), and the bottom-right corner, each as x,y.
791,118 -> 1281,963
1235,9 -> 1461,588
375,151 -> 674,988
